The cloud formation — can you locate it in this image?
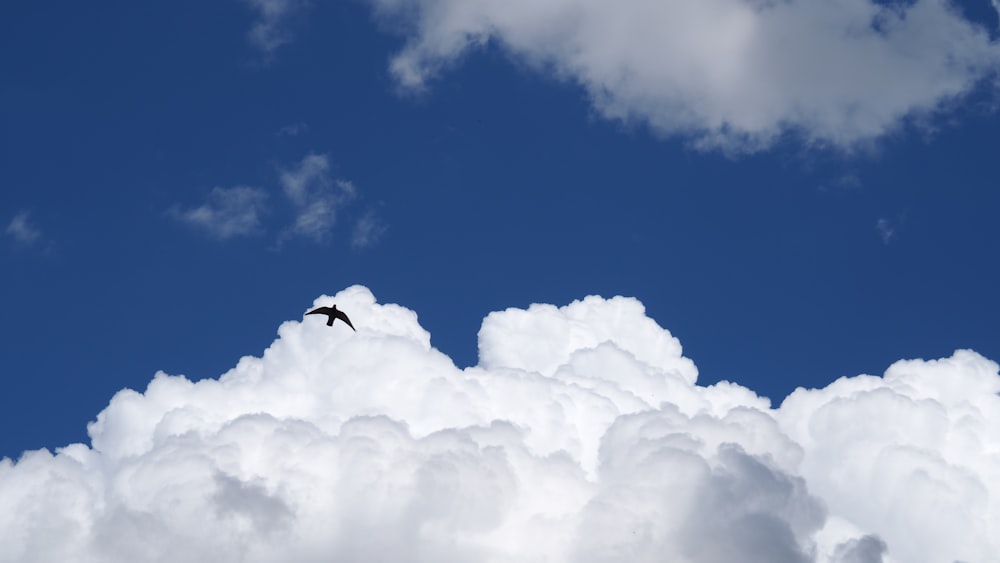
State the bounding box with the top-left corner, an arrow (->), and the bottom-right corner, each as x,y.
170,186 -> 269,239
351,209 -> 388,249
1,287 -> 998,562
5,210 -> 42,245
170,153 -> 370,247
875,217 -> 895,244
279,153 -> 358,243
243,0 -> 309,57
277,122 -> 309,137
365,0 -> 1000,151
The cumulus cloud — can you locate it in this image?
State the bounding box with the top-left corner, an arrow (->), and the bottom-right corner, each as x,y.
170,186 -> 269,239
365,0 -> 1000,151
1,287 -> 998,562
778,350 -> 1000,563
5,209 -> 42,245
278,153 -> 358,243
243,0 -> 309,56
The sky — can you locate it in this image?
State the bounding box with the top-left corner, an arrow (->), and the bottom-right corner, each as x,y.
2,1 -> 1000,561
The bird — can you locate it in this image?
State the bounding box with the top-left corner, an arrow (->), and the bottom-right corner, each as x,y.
305,304 -> 356,331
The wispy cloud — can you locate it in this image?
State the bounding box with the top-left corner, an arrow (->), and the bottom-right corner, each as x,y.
171,186 -> 269,240
170,153 -> 382,248
818,173 -> 863,193
5,210 -> 42,246
279,153 -> 357,243
876,217 -> 896,244
243,0 -> 309,57
367,0 -> 1000,152
277,122 -> 309,137
351,209 -> 388,249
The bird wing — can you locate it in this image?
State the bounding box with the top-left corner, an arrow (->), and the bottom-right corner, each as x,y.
333,309 -> 356,331
306,306 -> 332,316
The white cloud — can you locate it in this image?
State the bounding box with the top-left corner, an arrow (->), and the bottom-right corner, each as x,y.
365,0 -> 1000,152
1,287 -> 998,562
876,213 -> 906,244
170,154 -> 372,247
277,122 -> 309,137
278,153 -> 358,243
243,0 -> 309,56
351,209 -> 388,249
5,210 -> 42,245
171,186 -> 269,240
875,218 -> 895,244
778,350 -> 1000,563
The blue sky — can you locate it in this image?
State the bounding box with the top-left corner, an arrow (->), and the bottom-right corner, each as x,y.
2,0 -> 999,466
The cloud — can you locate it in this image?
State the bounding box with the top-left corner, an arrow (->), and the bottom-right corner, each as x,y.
278,153 -> 358,243
170,186 -> 269,240
1,287 -> 998,562
875,218 -> 895,244
5,210 -> 42,245
277,122 -> 309,137
351,209 -> 388,249
830,535 -> 888,563
169,153 -> 371,247
778,350 -> 1000,562
365,0 -> 1000,152
243,0 -> 309,57
876,213 -> 906,244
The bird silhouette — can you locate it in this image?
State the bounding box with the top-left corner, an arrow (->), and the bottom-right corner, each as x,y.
305,305 -> 356,331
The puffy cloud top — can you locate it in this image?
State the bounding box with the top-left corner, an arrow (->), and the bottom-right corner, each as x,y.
366,0 -> 1000,151
1,286 -> 998,562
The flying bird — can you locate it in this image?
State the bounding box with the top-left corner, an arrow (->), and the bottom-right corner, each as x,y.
305,305 -> 356,331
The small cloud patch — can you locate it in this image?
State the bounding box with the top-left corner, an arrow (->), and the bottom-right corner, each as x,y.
170,186 -> 269,240
5,210 -> 42,246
